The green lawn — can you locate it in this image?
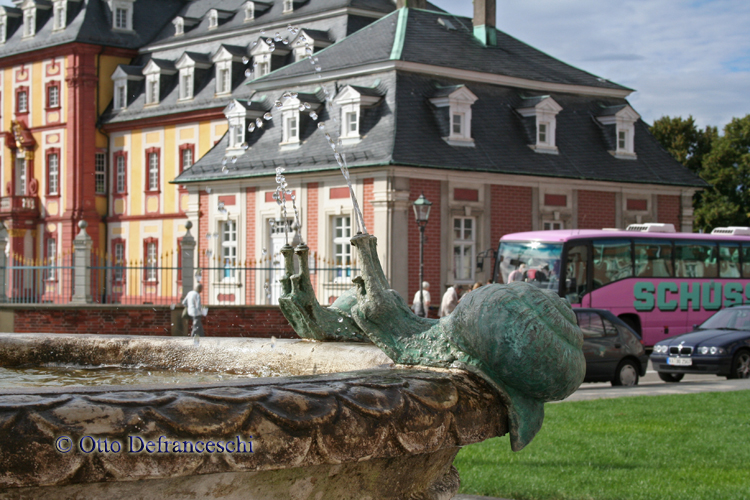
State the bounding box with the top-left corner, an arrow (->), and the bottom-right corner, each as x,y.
454,390 -> 750,500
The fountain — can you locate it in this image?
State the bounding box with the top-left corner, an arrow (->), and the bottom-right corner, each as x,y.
0,15 -> 586,500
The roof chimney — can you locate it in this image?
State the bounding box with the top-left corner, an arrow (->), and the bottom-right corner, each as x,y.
473,0 -> 497,46
396,0 -> 427,8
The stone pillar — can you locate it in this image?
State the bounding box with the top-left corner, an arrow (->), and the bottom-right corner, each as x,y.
0,224 -> 7,303
181,221 -> 196,300
72,220 -> 92,304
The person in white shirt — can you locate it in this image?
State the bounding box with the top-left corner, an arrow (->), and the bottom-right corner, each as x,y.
508,263 -> 526,282
182,284 -> 205,337
438,284 -> 463,317
411,281 -> 431,317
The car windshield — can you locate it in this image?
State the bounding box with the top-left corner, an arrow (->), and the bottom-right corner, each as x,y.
498,241 -> 562,291
699,308 -> 750,330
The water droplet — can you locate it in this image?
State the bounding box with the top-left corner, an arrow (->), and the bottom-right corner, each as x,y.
231,156 -> 237,164
170,303 -> 176,310
317,122 -> 325,130
206,233 -> 212,240
282,39 -> 289,45
252,41 -> 258,48
260,29 -> 265,35
256,118 -> 264,128
245,68 -> 253,77
264,112 -> 273,120
303,102 -> 311,109
291,92 -> 298,99
299,35 -> 306,43
314,56 -> 319,63
310,111 -> 318,120
282,91 -> 292,99
242,56 -> 249,64
338,317 -> 344,323
227,102 -> 235,111
287,24 -> 293,31
334,152 -> 342,163
266,38 -> 273,44
274,32 -> 282,42
206,187 -> 212,193
248,123 -> 256,132
241,142 -> 249,150
222,157 -> 228,166
275,100 -> 283,108
298,104 -> 305,111
269,43 -> 275,52
269,219 -> 276,227
305,46 -> 313,55
291,194 -> 296,201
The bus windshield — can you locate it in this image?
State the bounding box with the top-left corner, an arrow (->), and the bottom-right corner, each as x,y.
498,241 -> 562,290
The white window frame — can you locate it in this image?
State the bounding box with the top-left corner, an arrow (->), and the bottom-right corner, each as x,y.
95,153 -> 107,194
216,63 -> 231,94
147,152 -> 159,191
17,90 -> 28,113
231,123 -> 244,147
429,87 -> 478,147
116,155 -> 126,193
517,96 -> 561,154
47,153 -> 59,195
0,16 -> 6,44
114,242 -> 125,281
244,2 -> 254,21
452,216 -> 476,284
23,8 -> 35,37
281,99 -> 301,146
179,68 -> 193,100
53,0 -> 66,31
181,147 -> 193,171
145,242 -> 158,282
538,122 -> 549,145
48,85 -> 60,108
115,82 -> 126,109
108,0 -> 135,31
220,220 -> 238,281
256,60 -> 270,77
15,157 -> 26,196
173,17 -> 184,36
208,9 -> 218,29
597,105 -> 639,159
332,215 -> 353,282
451,112 -> 463,136
283,0 -> 294,14
543,220 -> 564,231
46,238 -> 57,280
146,75 -> 160,105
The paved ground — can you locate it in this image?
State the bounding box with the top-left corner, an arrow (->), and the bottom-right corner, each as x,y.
452,362 -> 750,500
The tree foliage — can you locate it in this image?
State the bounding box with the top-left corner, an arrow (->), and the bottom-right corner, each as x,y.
650,116 -> 717,174
694,115 -> 750,231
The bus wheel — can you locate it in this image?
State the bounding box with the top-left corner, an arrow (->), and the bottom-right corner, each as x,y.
612,359 -> 639,386
658,372 -> 684,383
727,349 -> 750,380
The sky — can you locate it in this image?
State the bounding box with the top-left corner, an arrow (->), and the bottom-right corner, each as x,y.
430,0 -> 750,130
2,0 -> 747,130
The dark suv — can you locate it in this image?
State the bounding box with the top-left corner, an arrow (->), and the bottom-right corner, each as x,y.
575,309 -> 649,386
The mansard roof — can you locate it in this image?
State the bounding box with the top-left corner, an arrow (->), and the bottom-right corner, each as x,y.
257,8 -> 631,94
175,67 -> 704,188
0,0 -> 185,60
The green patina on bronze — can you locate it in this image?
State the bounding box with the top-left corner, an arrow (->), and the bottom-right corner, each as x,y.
279,234 -> 586,451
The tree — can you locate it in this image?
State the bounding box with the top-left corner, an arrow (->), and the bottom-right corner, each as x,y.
694,115 -> 750,231
650,116 -> 717,174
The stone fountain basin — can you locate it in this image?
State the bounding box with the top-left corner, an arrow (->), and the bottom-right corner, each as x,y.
0,334 -> 508,500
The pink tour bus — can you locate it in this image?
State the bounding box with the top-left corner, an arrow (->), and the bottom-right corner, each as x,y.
494,223 -> 750,347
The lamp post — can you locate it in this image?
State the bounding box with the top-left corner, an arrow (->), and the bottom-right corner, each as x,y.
413,193 -> 432,317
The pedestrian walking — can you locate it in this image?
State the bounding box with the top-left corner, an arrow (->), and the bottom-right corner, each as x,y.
439,284 -> 463,317
412,281 -> 431,317
182,284 -> 206,337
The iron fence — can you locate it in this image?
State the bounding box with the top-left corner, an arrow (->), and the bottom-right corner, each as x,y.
4,252 -> 74,304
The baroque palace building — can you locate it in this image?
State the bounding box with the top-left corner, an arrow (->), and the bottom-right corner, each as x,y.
1,0 -> 705,305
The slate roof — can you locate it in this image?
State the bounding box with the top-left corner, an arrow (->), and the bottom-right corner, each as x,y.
257,8 -> 630,93
0,0 -> 184,59
174,69 -> 705,188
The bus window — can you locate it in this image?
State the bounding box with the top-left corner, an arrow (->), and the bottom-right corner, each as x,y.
742,245 -> 750,278
634,240 -> 673,277
719,243 -> 741,278
592,239 -> 632,289
496,241 -> 562,290
675,241 -> 718,278
564,244 -> 588,304
577,311 -> 605,338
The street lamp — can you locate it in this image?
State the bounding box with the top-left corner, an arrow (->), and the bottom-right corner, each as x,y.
413,193 -> 432,317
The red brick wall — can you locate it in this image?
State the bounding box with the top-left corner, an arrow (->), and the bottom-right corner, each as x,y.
246,187 -> 256,305
199,190 -> 209,303
490,185 -> 533,247
8,306 -> 297,338
577,190 -> 616,229
408,179 -> 441,307
306,182 -> 319,252
657,195 -> 681,232
363,178 -> 374,234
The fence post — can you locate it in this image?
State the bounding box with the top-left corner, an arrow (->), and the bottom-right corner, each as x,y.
0,223 -> 7,303
181,220 -> 196,300
72,220 -> 92,304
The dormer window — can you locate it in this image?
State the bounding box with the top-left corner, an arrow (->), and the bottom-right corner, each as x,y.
213,45 -> 246,95
223,98 -> 268,153
175,52 -> 211,101
107,0 -> 135,31
283,0 -> 293,14
52,0 -> 66,31
429,85 -> 478,147
180,71 -> 192,100
112,64 -> 144,111
173,17 -> 183,35
291,29 -> 332,62
250,37 -> 290,80
217,65 -> 230,93
208,9 -> 218,29
516,95 -> 562,154
142,59 -> 177,106
596,104 -> 640,159
333,85 -> 383,145
0,7 -> 21,44
115,82 -> 126,109
281,99 -> 300,146
0,18 -> 5,44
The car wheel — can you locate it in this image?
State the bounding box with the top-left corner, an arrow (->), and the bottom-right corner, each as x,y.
728,349 -> 750,380
658,372 -> 684,383
612,359 -> 639,386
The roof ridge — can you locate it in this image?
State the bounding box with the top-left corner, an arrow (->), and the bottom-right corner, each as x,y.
389,8 -> 408,61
